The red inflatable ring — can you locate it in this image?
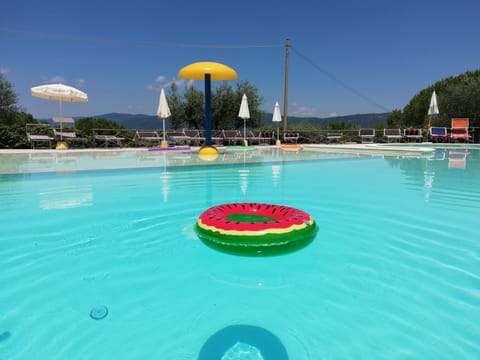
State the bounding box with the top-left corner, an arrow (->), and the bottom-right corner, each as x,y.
195,203 -> 317,256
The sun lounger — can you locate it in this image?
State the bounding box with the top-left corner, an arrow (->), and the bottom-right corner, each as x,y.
184,129 -> 203,146
359,128 -> 375,143
327,132 -> 342,143
93,128 -> 125,148
261,131 -> 275,145
403,128 -> 422,142
246,131 -> 262,145
26,123 -> 54,149
449,118 -> 471,142
167,130 -> 192,145
429,127 -> 448,142
133,130 -> 161,146
383,128 -> 402,142
222,130 -> 243,145
52,117 -> 86,147
211,130 -> 223,145
284,132 -> 300,144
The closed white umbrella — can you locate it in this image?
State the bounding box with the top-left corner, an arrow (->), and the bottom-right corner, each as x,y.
238,93 -> 250,145
428,91 -> 439,116
427,91 -> 439,135
157,88 -> 171,148
272,101 -> 282,145
31,83 -> 88,116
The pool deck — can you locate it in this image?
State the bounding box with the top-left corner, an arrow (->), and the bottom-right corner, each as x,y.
1,143 -> 478,175
1,142 -> 477,157
302,143 -> 439,156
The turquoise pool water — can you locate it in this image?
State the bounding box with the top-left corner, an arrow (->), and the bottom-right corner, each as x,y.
1,148 -> 479,358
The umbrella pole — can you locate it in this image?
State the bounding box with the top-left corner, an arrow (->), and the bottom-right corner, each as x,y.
244,118 -> 247,146
161,118 -> 168,148
427,116 -> 432,142
163,119 -> 166,141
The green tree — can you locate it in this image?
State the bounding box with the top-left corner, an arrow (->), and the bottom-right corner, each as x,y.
0,73 -> 38,148
402,70 -> 480,128
0,111 -> 37,148
212,83 -> 236,129
76,117 -> 125,135
0,73 -> 18,115
386,109 -> 404,127
167,83 -> 186,129
183,86 -> 205,129
167,80 -> 264,130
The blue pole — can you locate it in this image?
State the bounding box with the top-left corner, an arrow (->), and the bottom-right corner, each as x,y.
204,73 -> 212,145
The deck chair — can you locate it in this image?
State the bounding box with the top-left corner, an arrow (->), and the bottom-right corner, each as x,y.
429,127 -> 448,142
93,128 -> 125,148
260,131 -> 274,145
284,132 -> 300,144
327,132 -> 342,143
450,118 -> 471,142
246,131 -> 262,145
359,128 -> 375,143
52,117 -> 86,147
383,128 -> 402,142
221,130 -> 242,145
403,128 -> 422,142
211,130 -> 223,145
167,129 -> 192,145
133,130 -> 161,146
184,129 -> 203,146
26,123 -> 54,149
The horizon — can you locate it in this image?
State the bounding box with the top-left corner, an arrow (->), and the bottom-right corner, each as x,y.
1,1 -> 479,120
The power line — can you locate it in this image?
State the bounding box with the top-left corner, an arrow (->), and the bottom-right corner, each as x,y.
0,28 -> 283,49
291,46 -> 390,112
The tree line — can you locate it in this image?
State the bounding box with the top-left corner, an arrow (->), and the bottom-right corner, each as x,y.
387,70 -> 480,129
165,80 -> 264,130
0,74 -> 265,148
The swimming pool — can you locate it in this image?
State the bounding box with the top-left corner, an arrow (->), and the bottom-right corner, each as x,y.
1,147 -> 479,358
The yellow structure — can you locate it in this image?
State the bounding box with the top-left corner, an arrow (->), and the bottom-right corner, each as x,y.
56,141 -> 68,150
198,145 -> 219,161
178,61 -> 237,156
178,62 -> 237,81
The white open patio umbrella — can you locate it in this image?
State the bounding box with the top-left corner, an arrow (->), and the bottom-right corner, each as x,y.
272,101 -> 282,145
157,88 -> 171,148
31,83 -> 88,116
238,93 -> 250,144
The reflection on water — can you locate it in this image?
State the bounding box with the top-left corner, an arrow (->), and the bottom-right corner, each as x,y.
384,148 -> 479,202
271,165 -> 281,187
238,169 -> 249,195
0,148 -> 358,174
448,150 -> 470,169
159,171 -> 171,203
39,184 -> 93,210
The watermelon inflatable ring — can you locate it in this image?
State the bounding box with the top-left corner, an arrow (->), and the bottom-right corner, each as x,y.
195,203 -> 318,256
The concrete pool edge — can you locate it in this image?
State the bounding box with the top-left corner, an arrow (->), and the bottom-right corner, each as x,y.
2,142 -> 478,157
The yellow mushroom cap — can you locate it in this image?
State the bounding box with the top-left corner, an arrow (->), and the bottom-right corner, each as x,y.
178,62 -> 238,80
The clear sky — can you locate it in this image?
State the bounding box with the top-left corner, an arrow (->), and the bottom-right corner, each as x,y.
1,0 -> 479,120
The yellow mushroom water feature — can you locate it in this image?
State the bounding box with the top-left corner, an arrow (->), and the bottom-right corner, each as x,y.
178,62 -> 237,156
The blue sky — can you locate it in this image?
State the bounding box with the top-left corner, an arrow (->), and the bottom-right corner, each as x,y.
1,0 -> 479,120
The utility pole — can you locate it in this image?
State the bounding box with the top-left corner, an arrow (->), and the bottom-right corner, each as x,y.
283,38 -> 290,133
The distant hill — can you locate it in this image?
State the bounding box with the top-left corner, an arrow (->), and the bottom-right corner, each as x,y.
261,112 -> 389,128
91,112 -> 390,129
93,113 -> 159,129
